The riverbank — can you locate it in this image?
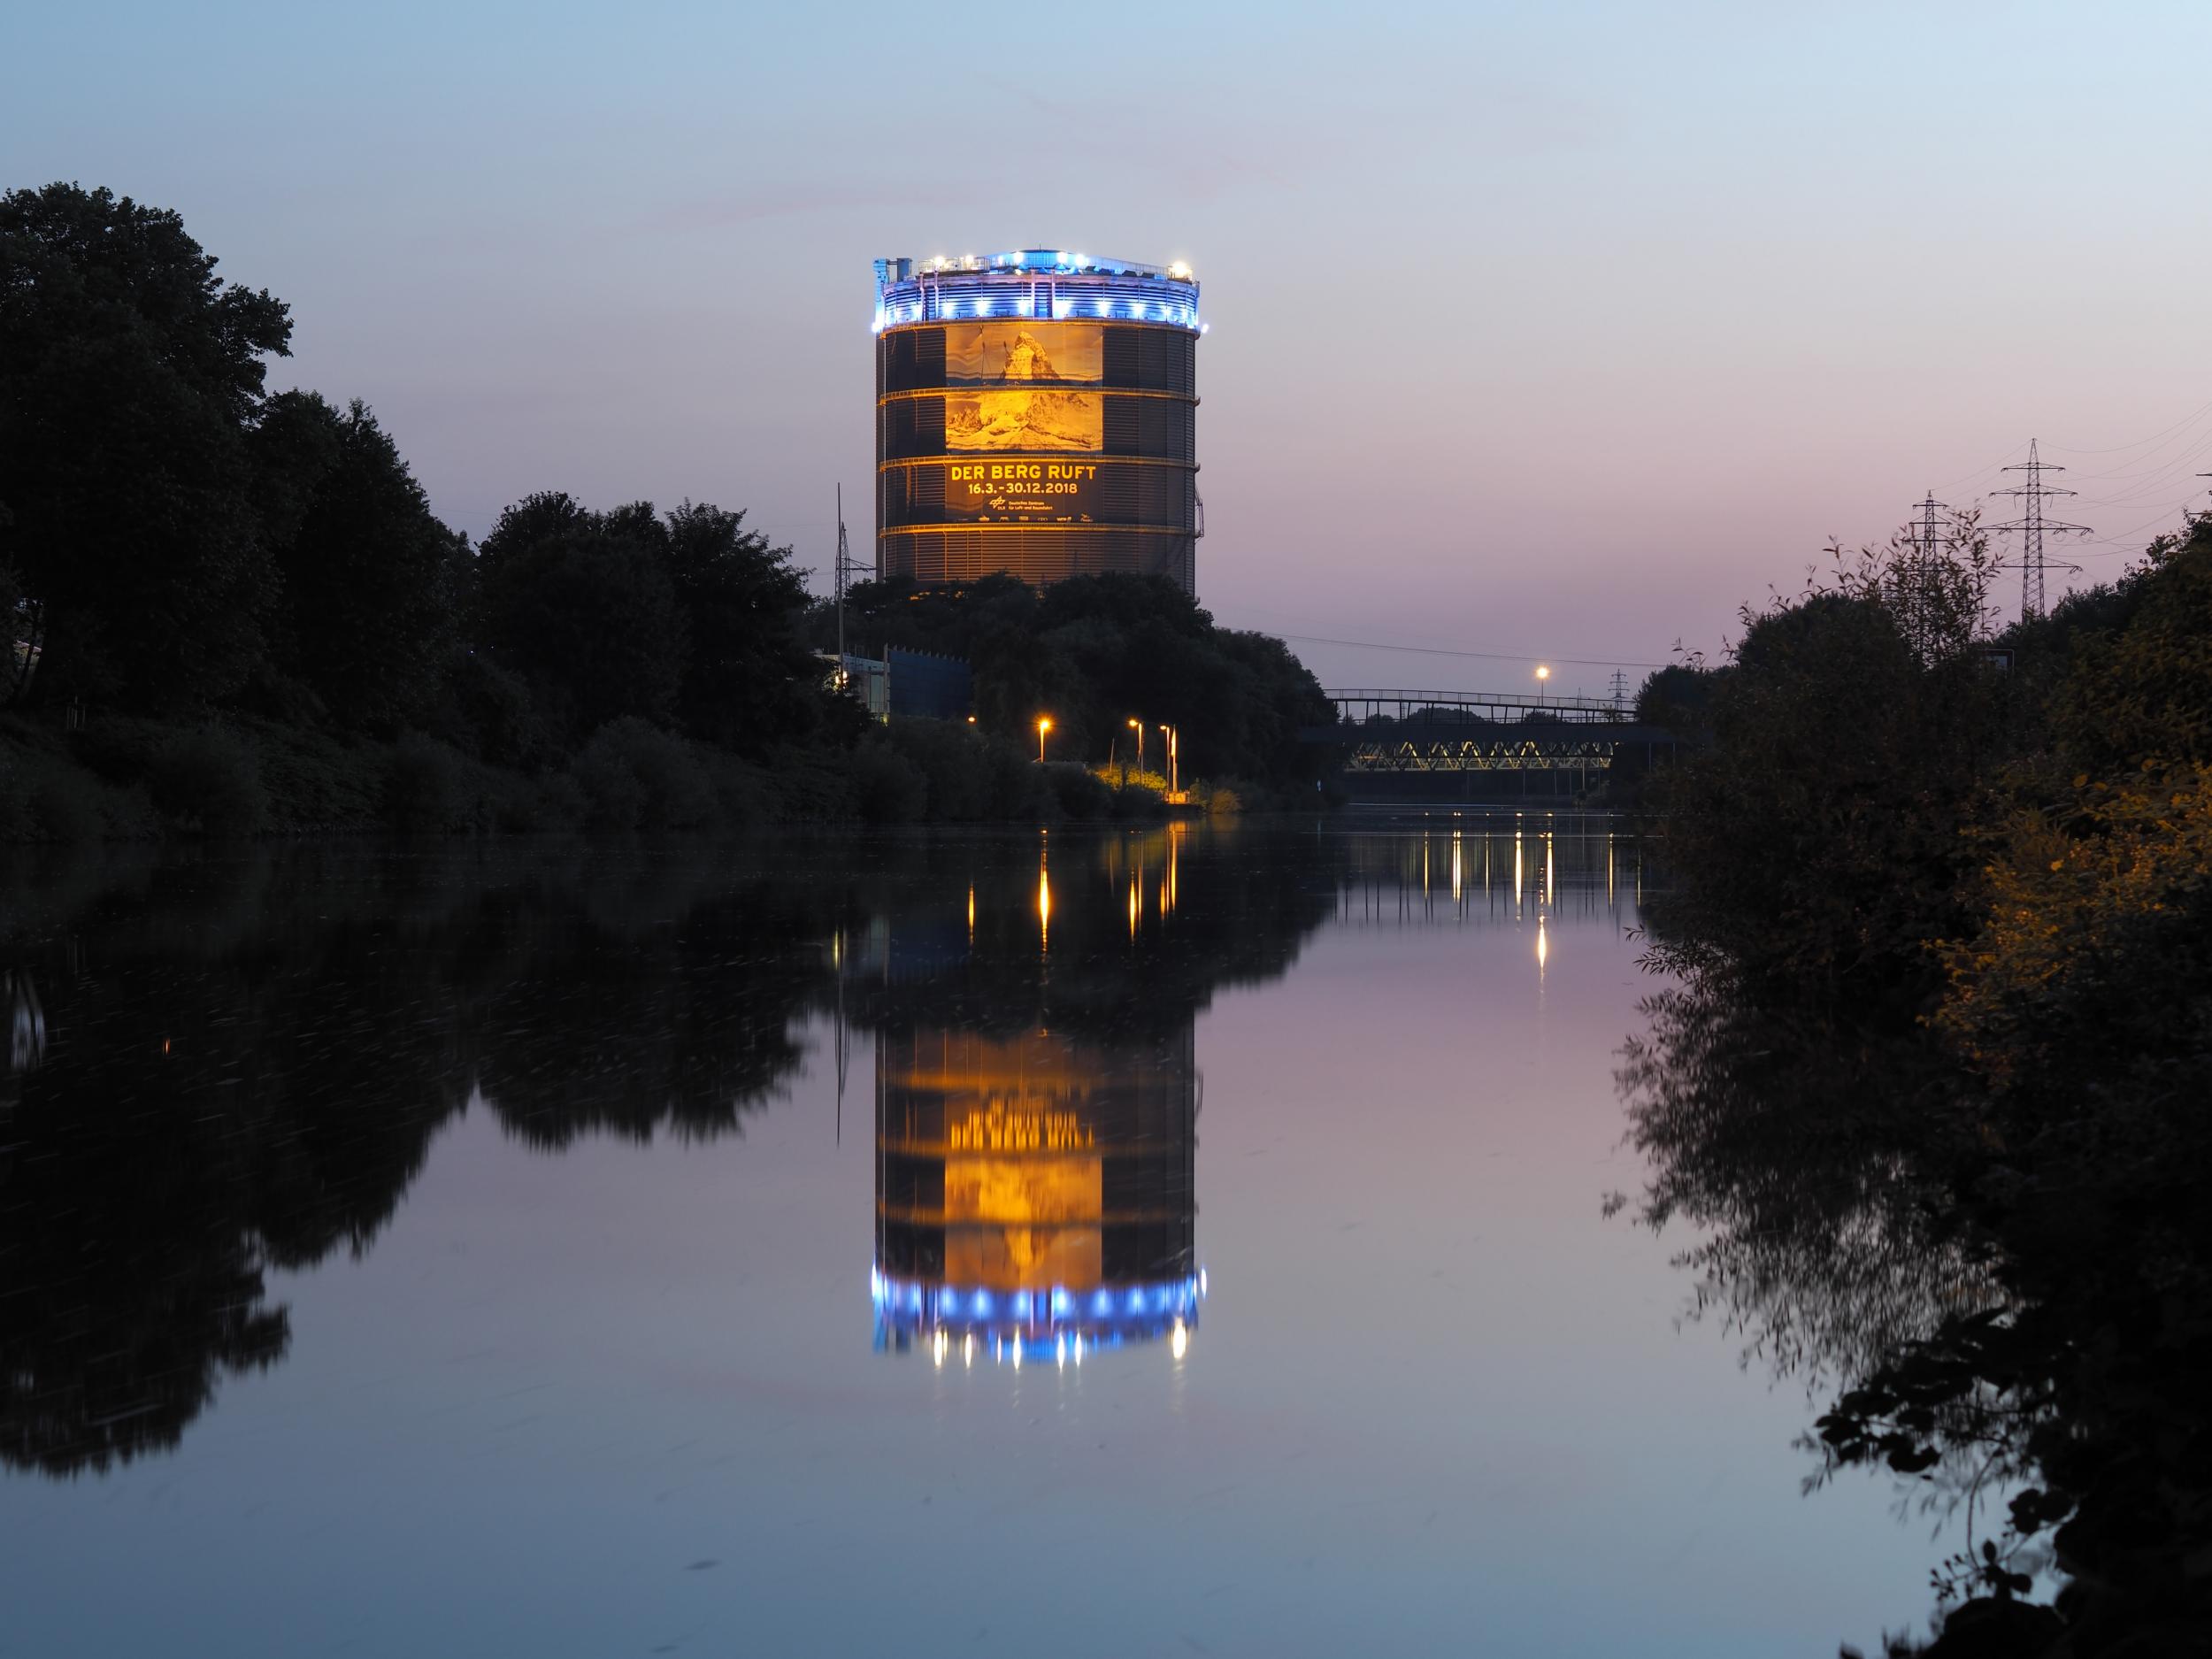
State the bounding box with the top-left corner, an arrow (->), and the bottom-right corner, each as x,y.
0,710 -> 1226,842
1631,514 -> 2212,1654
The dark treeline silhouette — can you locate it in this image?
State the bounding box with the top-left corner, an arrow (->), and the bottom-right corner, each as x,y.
0,184 -> 1328,841
1625,509 -> 2212,1654
0,826 -> 1344,1476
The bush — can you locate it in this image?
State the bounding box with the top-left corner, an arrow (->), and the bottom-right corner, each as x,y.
871,718 -> 1064,821
763,744 -> 860,821
699,749 -> 772,829
1109,782 -> 1169,820
148,726 -> 266,836
27,762 -> 105,841
878,720 -> 989,820
849,738 -> 928,824
434,651 -> 542,768
384,733 -> 466,833
571,718 -> 715,831
528,769 -> 588,831
1042,761 -> 1111,820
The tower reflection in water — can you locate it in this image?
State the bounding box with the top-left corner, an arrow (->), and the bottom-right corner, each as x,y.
872,1024 -> 1202,1367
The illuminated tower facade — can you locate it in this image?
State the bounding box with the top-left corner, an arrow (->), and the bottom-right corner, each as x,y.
872,250 -> 1202,594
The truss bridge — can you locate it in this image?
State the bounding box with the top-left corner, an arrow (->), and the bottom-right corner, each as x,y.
1302,687 -> 1687,801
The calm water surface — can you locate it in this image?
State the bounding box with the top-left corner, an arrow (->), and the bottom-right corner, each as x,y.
2,825 -> 1952,1655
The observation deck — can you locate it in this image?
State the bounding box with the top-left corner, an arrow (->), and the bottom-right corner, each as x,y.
872,250 -> 1202,334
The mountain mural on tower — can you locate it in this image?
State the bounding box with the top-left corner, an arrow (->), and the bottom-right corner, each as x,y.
943,322 -> 1103,453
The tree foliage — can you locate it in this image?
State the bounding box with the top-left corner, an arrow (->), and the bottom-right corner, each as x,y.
826,572 -> 1333,800
1644,506 -> 2212,1654
257,393 -> 461,733
0,183 -> 293,709
1647,573 -> 2013,998
0,182 -> 1327,832
474,492 -> 684,745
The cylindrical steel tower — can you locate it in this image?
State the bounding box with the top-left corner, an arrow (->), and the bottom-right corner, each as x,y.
872,250 -> 1202,594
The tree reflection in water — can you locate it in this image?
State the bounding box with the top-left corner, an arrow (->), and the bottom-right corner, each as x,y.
1618,968 -> 2212,1654
1619,982 -> 2001,1396
0,830 -> 1342,1476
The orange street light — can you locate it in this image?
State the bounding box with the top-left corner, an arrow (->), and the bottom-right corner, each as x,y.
1036,716 -> 1053,764
1157,723 -> 1179,796
1126,717 -> 1145,776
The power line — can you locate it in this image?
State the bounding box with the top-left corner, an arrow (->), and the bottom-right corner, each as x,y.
1932,440 -> 2029,494
1269,630 -> 1670,671
2044,398 -> 2212,457
2076,488 -> 2209,559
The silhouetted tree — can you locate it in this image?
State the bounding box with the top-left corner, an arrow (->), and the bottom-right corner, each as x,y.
655,499 -> 833,754
256,393 -> 462,733
0,183 -> 292,711
475,492 -> 683,745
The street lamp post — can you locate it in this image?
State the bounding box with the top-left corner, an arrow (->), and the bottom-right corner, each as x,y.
1127,718 -> 1144,785
1158,724 -> 1179,797
1036,716 -> 1053,764
1534,664 -> 1551,707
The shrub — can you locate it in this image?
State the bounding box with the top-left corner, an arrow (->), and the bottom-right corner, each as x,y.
27,762 -> 105,841
879,720 -> 989,820
149,726 -> 266,836
529,769 -> 588,831
850,738 -> 928,824
699,750 -> 772,829
1109,783 -> 1169,820
572,717 -> 715,831
872,718 -> 1067,821
434,651 -> 542,768
982,741 -> 1049,818
1042,761 -> 1111,821
762,744 -> 859,821
384,733 -> 466,833
0,752 -> 25,841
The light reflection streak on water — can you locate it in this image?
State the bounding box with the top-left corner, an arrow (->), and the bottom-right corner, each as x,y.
1329,819 -> 1640,943
1037,848 -> 1050,953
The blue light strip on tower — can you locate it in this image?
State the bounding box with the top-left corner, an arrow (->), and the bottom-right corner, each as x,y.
872,253 -> 1202,335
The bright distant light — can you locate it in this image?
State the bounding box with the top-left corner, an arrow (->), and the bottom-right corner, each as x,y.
1171,1319 -> 1189,1361
1535,664 -> 1551,681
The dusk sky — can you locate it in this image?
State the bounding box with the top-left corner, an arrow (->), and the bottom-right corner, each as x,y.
12,0 -> 2211,694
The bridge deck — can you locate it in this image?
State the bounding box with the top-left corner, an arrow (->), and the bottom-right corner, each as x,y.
1302,688 -> 1684,779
